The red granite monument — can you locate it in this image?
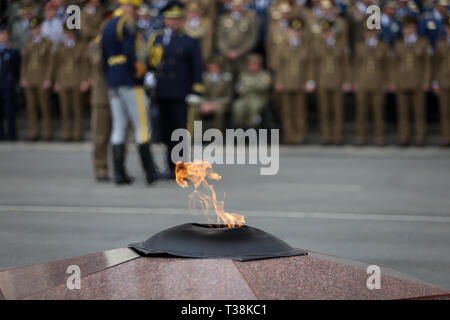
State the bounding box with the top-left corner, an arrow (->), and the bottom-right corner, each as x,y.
1,162 -> 449,300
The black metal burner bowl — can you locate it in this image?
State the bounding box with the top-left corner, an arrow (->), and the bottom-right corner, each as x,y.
129,223 -> 307,261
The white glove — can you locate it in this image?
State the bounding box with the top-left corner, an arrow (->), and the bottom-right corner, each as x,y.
186,94 -> 202,106
144,72 -> 157,88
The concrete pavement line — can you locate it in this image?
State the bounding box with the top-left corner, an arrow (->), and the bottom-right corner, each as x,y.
0,205 -> 449,223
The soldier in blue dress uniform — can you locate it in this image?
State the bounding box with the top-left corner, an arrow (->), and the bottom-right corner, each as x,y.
380,1 -> 403,47
418,0 -> 448,48
147,1 -> 204,179
0,26 -> 20,141
101,0 -> 159,185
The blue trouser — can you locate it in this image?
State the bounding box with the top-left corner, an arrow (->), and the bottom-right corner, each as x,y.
0,87 -> 17,140
158,98 -> 187,171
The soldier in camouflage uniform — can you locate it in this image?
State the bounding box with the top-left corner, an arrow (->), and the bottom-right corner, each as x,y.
232,54 -> 272,128
199,56 -> 233,132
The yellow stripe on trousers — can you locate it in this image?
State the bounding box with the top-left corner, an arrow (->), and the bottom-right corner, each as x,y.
134,87 -> 149,143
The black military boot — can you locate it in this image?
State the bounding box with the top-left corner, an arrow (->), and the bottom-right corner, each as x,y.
112,144 -> 134,185
138,143 -> 158,185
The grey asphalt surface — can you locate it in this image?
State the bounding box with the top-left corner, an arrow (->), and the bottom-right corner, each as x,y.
0,142 -> 449,290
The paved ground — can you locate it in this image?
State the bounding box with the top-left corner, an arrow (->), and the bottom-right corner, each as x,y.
0,142 -> 449,290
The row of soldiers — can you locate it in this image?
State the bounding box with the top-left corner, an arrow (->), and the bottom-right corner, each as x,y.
0,0 -> 449,150
195,0 -> 450,146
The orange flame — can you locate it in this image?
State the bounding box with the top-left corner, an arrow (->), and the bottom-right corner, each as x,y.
175,161 -> 245,228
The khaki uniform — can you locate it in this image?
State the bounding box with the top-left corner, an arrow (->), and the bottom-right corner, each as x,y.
53,40 -> 86,141
84,39 -> 111,178
434,37 -> 450,145
217,11 -> 259,76
266,2 -> 305,69
266,18 -> 289,69
184,17 -> 214,61
21,37 -> 54,140
353,40 -> 390,145
275,36 -> 313,144
314,38 -> 350,144
392,37 -> 431,145
198,0 -> 217,23
347,3 -> 366,50
200,71 -> 233,132
80,6 -> 104,45
233,70 -> 272,128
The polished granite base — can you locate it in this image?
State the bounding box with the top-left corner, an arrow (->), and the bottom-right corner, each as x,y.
0,248 -> 449,300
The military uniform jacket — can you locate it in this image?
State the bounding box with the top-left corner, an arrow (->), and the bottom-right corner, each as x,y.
217,13 -> 259,56
148,29 -> 204,100
275,37 -> 313,91
0,45 -> 21,90
353,40 -> 390,91
80,6 -> 104,43
236,70 -> 272,99
434,37 -> 450,90
392,37 -> 431,90
203,71 -> 233,107
52,41 -> 85,89
21,38 -> 53,87
313,40 -> 350,89
84,39 -> 109,106
184,17 -> 213,61
101,16 -> 139,88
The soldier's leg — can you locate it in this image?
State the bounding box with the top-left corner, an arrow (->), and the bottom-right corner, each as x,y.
1,88 -> 17,140
373,91 -> 385,146
109,89 -> 128,145
38,88 -> 51,140
213,102 -> 226,133
280,92 -> 293,144
332,90 -> 344,145
293,92 -> 307,144
396,91 -> 410,145
412,91 -> 426,146
122,86 -> 158,183
355,91 -> 368,145
121,86 -> 150,145
232,99 -> 246,128
439,90 -> 450,145
248,97 -> 266,128
58,89 -> 71,141
25,87 -> 39,139
0,92 -> 3,140
109,88 -> 133,184
318,90 -> 331,144
92,103 -> 111,179
167,99 -> 188,171
72,88 -> 83,141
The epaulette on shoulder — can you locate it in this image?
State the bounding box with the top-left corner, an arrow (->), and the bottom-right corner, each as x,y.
117,15 -> 135,41
147,30 -> 163,48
